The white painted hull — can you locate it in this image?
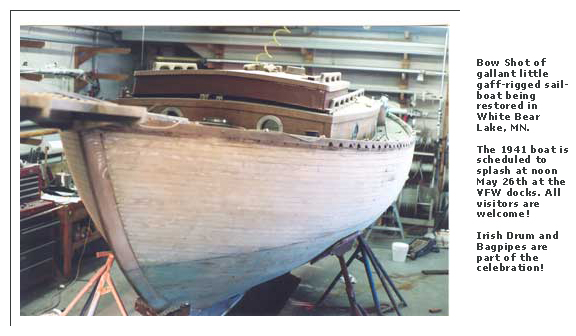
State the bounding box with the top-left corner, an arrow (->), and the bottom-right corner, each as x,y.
61,121 -> 414,312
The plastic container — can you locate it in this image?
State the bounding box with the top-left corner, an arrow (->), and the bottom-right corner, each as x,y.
392,242 -> 410,262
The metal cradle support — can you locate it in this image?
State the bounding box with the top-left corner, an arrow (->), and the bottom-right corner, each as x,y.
313,233 -> 407,316
61,251 -> 127,316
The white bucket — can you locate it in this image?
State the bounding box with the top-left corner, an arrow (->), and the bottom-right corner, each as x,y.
392,242 -> 410,262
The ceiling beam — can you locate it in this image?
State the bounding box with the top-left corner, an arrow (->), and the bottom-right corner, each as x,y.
119,30 -> 447,56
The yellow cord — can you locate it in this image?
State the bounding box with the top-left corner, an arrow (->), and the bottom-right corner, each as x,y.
255,26 -> 291,64
273,26 -> 291,46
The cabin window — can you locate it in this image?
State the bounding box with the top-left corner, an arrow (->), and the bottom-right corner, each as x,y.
160,107 -> 183,117
352,123 -> 359,140
305,130 -> 320,137
257,115 -> 283,132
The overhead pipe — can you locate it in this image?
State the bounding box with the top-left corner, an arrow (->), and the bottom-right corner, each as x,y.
120,30 -> 447,56
205,58 -> 446,76
67,26 -> 118,37
21,65 -> 85,78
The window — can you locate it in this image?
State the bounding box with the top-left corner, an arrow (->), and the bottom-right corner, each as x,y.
352,123 -> 359,140
256,115 -> 283,132
160,107 -> 183,117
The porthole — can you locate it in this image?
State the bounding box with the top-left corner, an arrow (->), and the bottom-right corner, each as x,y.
160,107 -> 183,117
256,115 -> 283,132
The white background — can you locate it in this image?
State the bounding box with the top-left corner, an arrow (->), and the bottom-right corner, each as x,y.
5,2 -> 576,334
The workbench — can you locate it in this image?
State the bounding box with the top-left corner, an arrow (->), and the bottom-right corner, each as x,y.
56,200 -> 103,278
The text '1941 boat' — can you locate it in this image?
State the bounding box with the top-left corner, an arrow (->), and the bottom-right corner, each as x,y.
20,63 -> 415,314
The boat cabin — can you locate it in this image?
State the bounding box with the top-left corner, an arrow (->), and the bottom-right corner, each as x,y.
116,65 -> 383,140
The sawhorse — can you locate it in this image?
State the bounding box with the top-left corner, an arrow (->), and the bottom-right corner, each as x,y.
61,251 -> 127,316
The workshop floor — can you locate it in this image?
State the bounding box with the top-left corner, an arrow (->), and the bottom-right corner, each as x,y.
20,234 -> 449,316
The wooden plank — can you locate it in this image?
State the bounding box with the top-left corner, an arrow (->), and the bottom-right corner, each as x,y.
21,40 -> 45,48
73,47 -> 131,92
20,73 -> 43,81
76,51 -> 96,69
75,47 -> 131,54
20,128 -> 59,138
92,73 -> 129,81
20,91 -> 147,127
57,205 -> 73,278
20,138 -> 42,146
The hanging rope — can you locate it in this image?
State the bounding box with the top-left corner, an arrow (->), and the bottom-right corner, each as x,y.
255,26 -> 291,64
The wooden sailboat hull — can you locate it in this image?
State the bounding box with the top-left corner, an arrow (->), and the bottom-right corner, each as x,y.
60,120 -> 414,312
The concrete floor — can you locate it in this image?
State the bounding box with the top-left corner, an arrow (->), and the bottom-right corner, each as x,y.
20,234 -> 448,316
280,234 -> 449,316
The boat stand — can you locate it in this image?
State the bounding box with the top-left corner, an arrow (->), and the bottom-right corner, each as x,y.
312,232 -> 407,316
61,251 -> 128,316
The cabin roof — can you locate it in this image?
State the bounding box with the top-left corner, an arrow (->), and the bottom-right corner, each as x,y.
133,69 -> 350,93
